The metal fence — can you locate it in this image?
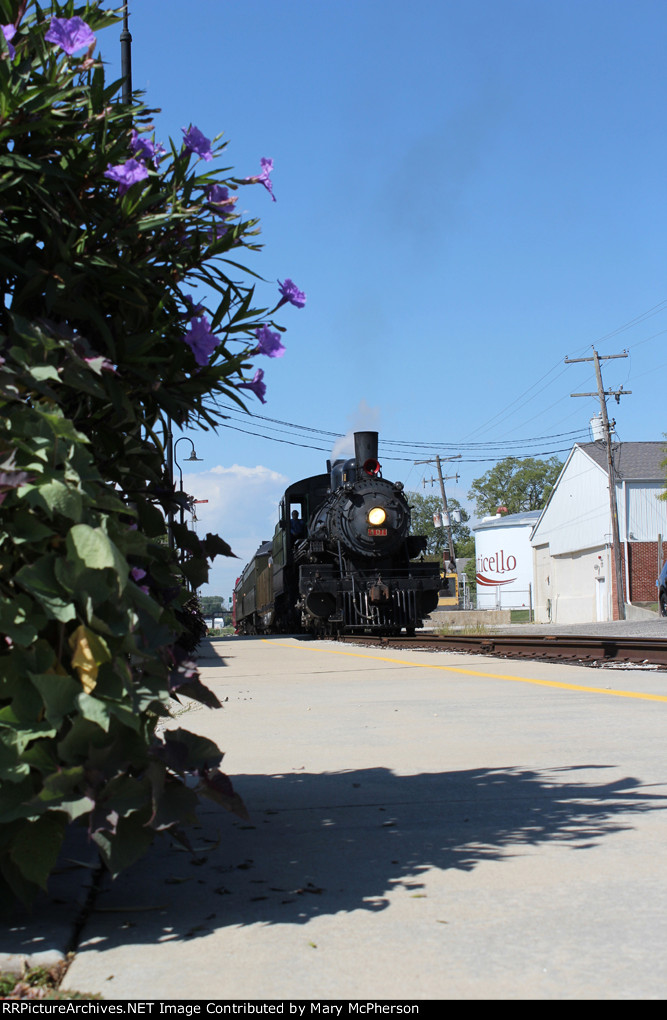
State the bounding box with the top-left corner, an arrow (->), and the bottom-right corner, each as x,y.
458,584 -> 534,619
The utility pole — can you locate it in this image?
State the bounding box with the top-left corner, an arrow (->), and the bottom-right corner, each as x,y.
415,454 -> 461,572
565,348 -> 631,620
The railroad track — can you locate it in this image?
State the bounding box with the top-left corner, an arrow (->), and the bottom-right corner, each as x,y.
334,632 -> 667,667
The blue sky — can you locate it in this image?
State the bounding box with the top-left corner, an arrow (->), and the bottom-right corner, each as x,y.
100,1 -> 667,599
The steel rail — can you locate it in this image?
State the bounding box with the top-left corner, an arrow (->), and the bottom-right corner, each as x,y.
334,632 -> 667,667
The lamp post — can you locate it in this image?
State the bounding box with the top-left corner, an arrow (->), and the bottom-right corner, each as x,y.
120,3 -> 132,104
174,438 -> 203,528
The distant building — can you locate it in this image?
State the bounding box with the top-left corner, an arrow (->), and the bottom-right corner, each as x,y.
472,510 -> 541,610
531,442 -> 667,623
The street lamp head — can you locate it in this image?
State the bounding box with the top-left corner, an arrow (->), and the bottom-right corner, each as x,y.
173,436 -> 203,467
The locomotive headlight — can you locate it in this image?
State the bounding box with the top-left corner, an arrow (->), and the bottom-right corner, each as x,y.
368,506 -> 387,526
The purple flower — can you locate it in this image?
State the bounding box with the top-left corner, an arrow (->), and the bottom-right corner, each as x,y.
104,158 -> 149,196
45,16 -> 96,56
131,567 -> 146,582
184,294 -> 205,317
255,325 -> 285,359
2,24 -> 16,60
182,125 -> 213,161
204,222 -> 228,245
207,184 -> 238,217
238,368 -> 267,404
129,129 -> 165,167
245,157 -> 276,201
0,451 -> 31,506
182,316 -> 218,366
277,278 -> 306,309
130,567 -> 150,595
207,184 -> 229,204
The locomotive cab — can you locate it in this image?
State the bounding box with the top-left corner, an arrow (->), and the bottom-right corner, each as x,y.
270,473 -> 330,630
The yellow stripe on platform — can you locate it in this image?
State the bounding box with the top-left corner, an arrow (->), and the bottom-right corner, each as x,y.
263,640 -> 667,703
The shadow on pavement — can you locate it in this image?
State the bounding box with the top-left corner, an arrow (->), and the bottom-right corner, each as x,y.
67,762 -> 666,950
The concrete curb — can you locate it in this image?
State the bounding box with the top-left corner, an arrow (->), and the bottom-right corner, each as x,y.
1,830 -> 101,979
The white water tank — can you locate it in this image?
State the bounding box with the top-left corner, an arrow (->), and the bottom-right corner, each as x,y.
473,510 -> 541,610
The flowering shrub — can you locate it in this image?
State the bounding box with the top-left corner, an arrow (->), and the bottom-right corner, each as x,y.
0,0 -> 304,907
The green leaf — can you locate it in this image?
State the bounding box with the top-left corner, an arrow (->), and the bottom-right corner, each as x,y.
99,774 -> 151,821
0,853 -> 42,908
55,559 -> 115,606
9,812 -> 68,890
198,768 -> 249,819
75,693 -> 112,732
0,595 -> 46,645
28,768 -> 93,821
67,524 -> 128,584
6,515 -> 54,546
149,778 -> 199,831
41,412 -> 88,442
14,556 -> 76,622
30,365 -> 60,384
0,715 -> 58,754
92,809 -> 155,879
202,532 -> 236,559
0,738 -> 31,787
160,728 -> 223,772
29,672 -> 80,726
180,555 -> 209,589
22,479 -> 83,521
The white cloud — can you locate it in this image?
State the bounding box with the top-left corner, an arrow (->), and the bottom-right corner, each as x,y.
180,463 -> 289,600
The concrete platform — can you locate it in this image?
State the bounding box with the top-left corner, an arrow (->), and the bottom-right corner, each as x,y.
6,636 -> 667,1000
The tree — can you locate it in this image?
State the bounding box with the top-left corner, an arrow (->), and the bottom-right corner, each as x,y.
468,456 -> 562,519
407,491 -> 472,559
0,1 -> 304,907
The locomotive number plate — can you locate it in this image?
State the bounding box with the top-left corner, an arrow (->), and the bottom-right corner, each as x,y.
368,528 -> 388,536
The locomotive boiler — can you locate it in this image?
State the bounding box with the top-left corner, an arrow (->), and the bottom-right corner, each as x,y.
233,431 -> 444,636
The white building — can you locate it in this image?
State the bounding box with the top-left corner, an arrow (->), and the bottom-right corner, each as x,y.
531,442 -> 667,623
473,510 -> 541,610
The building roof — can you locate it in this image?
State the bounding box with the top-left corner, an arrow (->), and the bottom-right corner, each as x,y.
579,441 -> 666,480
472,509 -> 542,532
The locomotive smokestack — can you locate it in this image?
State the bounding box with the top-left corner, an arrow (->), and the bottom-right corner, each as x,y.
354,431 -> 379,474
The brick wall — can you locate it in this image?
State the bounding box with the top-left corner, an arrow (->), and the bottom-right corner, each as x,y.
619,541 -> 667,605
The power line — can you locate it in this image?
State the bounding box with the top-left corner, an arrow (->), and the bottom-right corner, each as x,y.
380,429 -> 590,450
587,299 -> 667,350
459,358 -> 568,441
459,299 -> 667,441
211,300 -> 666,465
215,419 -> 583,464
218,404 -> 589,453
217,421 -> 332,453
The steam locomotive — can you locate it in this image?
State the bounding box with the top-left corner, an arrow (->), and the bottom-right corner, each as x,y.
233,431 -> 445,636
